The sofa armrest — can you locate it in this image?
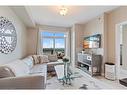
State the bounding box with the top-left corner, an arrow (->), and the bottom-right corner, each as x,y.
0,75 -> 45,89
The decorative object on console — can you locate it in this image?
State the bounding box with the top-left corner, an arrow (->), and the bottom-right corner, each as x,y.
0,16 -> 17,54
81,49 -> 86,54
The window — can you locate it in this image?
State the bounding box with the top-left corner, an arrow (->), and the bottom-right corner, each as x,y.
41,32 -> 66,59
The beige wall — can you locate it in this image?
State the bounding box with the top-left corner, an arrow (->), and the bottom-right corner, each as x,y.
107,7 -> 127,63
75,24 -> 84,66
83,6 -> 127,71
75,24 -> 84,54
27,27 -> 38,55
83,15 -> 104,56
84,16 -> 103,37
0,7 -> 27,64
83,14 -> 108,74
71,24 -> 84,67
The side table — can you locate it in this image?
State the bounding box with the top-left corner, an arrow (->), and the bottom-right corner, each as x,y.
54,62 -> 73,85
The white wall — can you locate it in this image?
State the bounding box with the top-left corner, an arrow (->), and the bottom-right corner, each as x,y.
120,25 -> 123,45
0,7 -> 27,64
70,25 -> 76,68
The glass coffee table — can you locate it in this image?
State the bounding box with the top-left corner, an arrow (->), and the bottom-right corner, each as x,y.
54,62 -> 73,85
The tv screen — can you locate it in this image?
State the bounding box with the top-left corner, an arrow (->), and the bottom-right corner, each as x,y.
83,34 -> 101,49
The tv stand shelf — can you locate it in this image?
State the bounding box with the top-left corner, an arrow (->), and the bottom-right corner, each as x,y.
77,53 -> 102,76
77,66 -> 92,75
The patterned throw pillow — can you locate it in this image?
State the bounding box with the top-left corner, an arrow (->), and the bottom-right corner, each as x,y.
32,55 -> 50,65
39,55 -> 49,64
32,55 -> 40,65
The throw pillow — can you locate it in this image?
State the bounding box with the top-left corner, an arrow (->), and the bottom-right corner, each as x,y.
48,54 -> 58,62
39,55 -> 49,64
22,56 -> 33,68
32,55 -> 40,65
0,66 -> 15,78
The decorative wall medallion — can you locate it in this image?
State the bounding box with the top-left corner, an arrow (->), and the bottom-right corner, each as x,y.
0,16 -> 17,54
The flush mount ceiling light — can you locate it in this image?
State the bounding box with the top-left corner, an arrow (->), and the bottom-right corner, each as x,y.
59,6 -> 68,16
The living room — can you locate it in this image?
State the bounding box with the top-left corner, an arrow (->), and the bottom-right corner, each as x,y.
1,3 -> 127,91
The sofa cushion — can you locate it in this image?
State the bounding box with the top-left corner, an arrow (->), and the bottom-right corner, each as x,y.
22,56 -> 33,68
48,54 -> 58,62
47,59 -> 63,66
47,59 -> 63,72
4,60 -> 30,77
39,55 -> 49,64
30,64 -> 47,74
32,55 -> 40,65
30,64 -> 47,83
0,66 -> 15,78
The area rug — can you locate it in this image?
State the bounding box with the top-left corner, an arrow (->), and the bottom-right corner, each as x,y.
46,72 -> 88,89
47,71 -> 56,80
46,68 -> 127,89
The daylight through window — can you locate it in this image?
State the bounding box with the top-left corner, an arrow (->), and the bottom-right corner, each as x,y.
41,32 -> 66,59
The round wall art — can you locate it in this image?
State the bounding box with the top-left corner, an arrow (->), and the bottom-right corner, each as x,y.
0,16 -> 17,54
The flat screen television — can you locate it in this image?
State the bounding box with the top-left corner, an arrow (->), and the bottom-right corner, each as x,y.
83,34 -> 101,49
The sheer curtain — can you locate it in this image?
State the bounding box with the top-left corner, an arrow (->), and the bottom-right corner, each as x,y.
37,31 -> 43,55
65,29 -> 71,57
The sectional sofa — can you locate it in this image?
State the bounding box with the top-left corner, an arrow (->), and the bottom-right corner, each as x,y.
0,55 -> 63,89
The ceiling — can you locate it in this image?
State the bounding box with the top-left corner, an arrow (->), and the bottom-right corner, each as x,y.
11,6 -> 35,27
12,6 -> 119,27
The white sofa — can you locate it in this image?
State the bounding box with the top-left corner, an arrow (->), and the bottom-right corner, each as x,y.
0,56 -> 47,89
